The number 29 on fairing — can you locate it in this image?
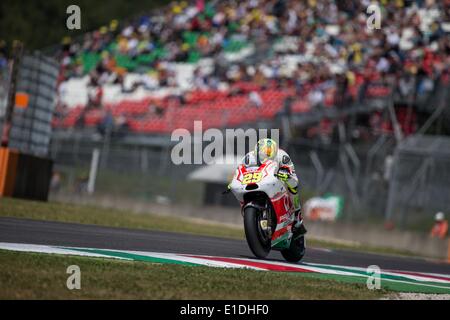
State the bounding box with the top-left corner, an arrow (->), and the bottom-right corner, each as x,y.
241,172 -> 263,185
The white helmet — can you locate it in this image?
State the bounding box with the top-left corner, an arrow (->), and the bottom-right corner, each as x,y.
435,212 -> 445,222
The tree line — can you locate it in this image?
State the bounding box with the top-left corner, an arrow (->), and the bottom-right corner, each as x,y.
0,0 -> 167,52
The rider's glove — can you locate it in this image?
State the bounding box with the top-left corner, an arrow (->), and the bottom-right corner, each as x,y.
276,168 -> 299,195
275,170 -> 291,182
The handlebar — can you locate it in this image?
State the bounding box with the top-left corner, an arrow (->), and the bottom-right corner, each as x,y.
222,185 -> 232,195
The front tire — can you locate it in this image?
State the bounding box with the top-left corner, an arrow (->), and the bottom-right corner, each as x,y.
243,206 -> 271,259
281,235 -> 306,263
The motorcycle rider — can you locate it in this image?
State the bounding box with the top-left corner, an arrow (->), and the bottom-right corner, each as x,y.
235,138 -> 307,239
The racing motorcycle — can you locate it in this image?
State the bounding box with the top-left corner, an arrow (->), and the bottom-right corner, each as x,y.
227,159 -> 306,262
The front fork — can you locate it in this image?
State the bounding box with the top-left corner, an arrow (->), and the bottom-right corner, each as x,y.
242,201 -> 274,239
261,202 -> 273,238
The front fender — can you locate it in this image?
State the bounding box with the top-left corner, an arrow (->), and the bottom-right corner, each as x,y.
241,201 -> 265,217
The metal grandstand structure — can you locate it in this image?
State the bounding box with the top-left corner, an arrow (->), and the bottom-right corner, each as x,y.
385,135 -> 450,228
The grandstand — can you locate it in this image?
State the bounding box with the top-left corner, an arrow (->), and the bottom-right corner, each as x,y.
51,0 -> 450,139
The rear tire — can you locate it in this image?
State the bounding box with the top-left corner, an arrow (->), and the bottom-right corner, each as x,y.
281,235 -> 306,263
243,206 -> 271,259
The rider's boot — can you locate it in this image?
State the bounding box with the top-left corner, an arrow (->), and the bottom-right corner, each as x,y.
292,210 -> 307,240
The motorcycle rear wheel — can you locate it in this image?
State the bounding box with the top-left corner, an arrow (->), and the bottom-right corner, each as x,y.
281,235 -> 306,263
243,206 -> 271,259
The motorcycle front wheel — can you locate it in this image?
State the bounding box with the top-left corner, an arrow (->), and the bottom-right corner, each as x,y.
243,206 -> 271,259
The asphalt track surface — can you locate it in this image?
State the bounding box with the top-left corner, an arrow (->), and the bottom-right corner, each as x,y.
0,217 -> 449,274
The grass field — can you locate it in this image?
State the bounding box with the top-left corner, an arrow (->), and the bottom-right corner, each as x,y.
0,197 -> 419,257
0,250 -> 386,300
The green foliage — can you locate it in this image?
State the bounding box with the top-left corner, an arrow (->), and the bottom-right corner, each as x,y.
0,0 -> 168,51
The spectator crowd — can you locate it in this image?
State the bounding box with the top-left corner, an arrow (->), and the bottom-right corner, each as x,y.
58,0 -> 449,94
8,0 -> 450,136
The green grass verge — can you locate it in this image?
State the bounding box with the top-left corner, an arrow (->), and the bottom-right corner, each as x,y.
0,250 -> 387,300
56,166 -> 204,206
0,197 -> 244,240
0,197 -> 424,258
